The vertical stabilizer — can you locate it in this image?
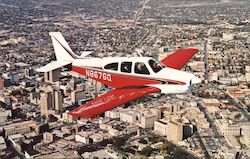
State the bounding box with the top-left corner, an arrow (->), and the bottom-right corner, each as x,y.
49,32 -> 78,61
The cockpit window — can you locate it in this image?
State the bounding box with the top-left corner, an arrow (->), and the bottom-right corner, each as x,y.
134,62 -> 150,75
104,62 -> 118,71
121,62 -> 132,73
148,59 -> 165,73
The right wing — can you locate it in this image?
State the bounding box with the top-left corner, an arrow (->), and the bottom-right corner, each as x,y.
161,48 -> 198,70
68,86 -> 160,118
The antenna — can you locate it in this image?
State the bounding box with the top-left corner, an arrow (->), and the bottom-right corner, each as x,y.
135,48 -> 143,57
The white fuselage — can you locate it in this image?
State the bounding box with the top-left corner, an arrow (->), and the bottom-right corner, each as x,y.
71,56 -> 201,94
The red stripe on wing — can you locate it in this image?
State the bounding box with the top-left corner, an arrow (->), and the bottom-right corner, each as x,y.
68,87 -> 160,118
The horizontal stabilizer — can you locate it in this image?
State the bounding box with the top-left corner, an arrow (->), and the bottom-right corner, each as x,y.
36,61 -> 72,72
80,51 -> 92,57
68,86 -> 160,118
161,48 -> 198,70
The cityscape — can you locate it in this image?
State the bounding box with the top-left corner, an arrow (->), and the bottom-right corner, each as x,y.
0,0 -> 250,158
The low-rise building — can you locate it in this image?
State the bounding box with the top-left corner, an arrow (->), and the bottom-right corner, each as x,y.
3,121 -> 37,137
43,132 -> 55,143
0,136 -> 7,156
25,149 -> 40,159
75,131 -> 92,144
216,119 -> 241,136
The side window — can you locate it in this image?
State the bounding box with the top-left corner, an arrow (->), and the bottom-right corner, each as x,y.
149,59 -> 164,73
121,62 -> 132,73
104,62 -> 118,71
134,62 -> 150,75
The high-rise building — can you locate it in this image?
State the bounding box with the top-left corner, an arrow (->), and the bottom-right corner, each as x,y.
40,85 -> 64,117
40,91 -> 53,117
71,89 -> 85,104
54,90 -> 63,115
25,67 -> 34,77
167,121 -> 183,143
44,68 -> 61,83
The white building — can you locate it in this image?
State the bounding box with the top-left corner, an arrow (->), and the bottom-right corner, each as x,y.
141,114 -> 158,128
105,110 -> 120,119
120,112 -> 138,123
154,119 -> 168,136
75,132 -> 90,144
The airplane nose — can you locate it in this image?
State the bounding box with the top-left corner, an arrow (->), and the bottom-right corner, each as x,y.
191,76 -> 202,85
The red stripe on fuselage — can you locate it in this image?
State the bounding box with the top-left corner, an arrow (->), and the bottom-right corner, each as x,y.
72,66 -> 185,88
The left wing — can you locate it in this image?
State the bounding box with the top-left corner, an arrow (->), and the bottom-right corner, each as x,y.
161,48 -> 198,70
68,87 -> 160,118
36,60 -> 72,72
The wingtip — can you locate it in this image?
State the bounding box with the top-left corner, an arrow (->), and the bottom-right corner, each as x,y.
178,48 -> 198,54
67,111 -> 93,118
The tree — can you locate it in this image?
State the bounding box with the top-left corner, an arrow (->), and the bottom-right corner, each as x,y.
138,138 -> 147,144
113,137 -> 126,148
139,147 -> 153,157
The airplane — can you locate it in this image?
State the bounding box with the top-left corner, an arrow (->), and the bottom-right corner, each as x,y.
37,32 -> 201,118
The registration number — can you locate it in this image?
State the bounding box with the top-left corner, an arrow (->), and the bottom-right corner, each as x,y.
86,69 -> 112,82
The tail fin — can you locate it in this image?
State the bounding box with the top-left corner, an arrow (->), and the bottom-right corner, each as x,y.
49,32 -> 78,61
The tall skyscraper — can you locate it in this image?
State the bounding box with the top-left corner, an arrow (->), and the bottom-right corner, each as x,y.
40,85 -> 63,117
54,90 -> 63,115
44,68 -> 61,83
40,92 -> 53,117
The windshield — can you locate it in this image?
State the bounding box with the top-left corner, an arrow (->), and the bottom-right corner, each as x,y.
148,59 -> 165,73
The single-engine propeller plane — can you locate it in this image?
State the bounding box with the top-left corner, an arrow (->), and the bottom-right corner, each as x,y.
37,32 -> 201,118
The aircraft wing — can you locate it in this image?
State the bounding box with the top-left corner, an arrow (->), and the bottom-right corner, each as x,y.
36,60 -> 72,72
161,48 -> 198,70
68,86 -> 160,118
